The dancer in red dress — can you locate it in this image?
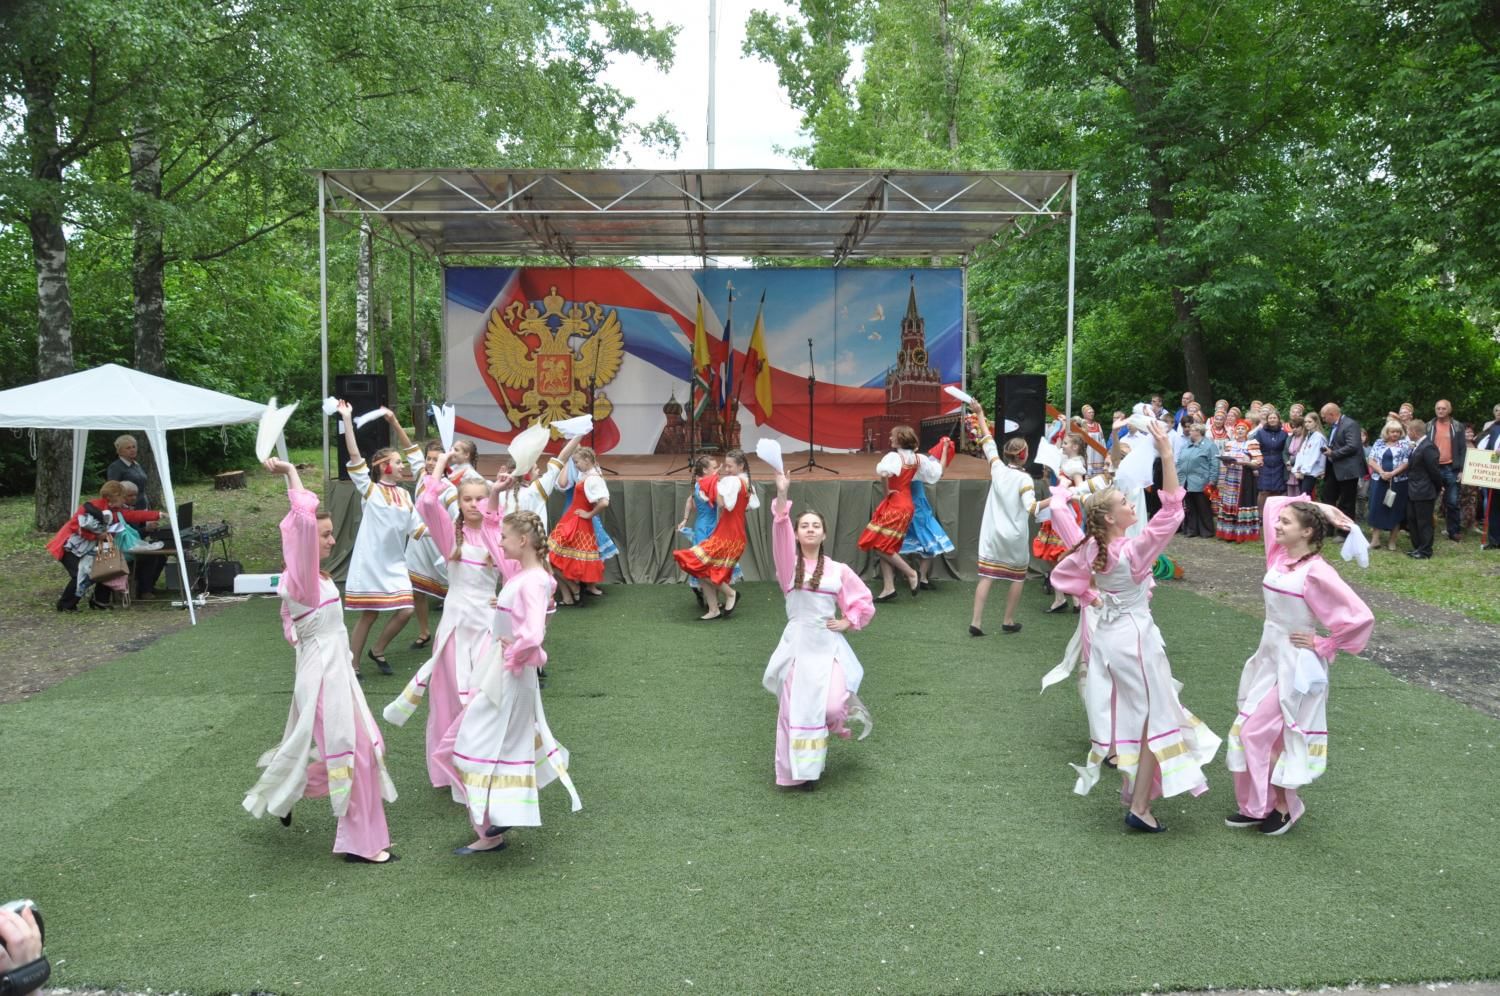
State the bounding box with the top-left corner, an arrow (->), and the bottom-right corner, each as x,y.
546,446 -> 608,606
674,448 -> 755,620
856,425 -> 924,601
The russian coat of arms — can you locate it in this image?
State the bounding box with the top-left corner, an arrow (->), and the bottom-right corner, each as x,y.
484,286 -> 624,429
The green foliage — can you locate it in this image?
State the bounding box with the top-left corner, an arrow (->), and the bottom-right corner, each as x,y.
746,0 -> 1500,425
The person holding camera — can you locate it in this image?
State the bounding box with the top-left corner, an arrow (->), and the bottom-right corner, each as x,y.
0,902 -> 47,995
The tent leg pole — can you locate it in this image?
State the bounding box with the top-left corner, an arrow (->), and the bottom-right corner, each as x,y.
1064,172 -> 1078,420
319,172 -> 331,485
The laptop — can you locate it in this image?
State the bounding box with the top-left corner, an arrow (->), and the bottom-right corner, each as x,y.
176,501 -> 194,529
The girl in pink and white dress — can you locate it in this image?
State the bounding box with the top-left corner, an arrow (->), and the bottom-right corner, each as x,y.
383,453 -> 497,790
1047,419 -> 1221,833
434,509 -> 580,856
763,471 -> 876,788
1225,497 -> 1373,836
243,459 -> 398,864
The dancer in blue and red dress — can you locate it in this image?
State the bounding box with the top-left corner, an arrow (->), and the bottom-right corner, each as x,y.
856,425 -> 926,601
674,448 -> 755,620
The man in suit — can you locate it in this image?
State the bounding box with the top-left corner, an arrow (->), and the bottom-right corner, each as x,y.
1405,418 -> 1443,559
1319,402 -> 1364,519
1426,399 -> 1467,541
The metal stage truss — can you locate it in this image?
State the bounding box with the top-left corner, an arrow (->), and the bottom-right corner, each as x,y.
312,168 -> 1080,479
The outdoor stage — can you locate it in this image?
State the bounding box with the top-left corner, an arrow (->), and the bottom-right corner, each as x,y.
471,450 -> 995,482
326,450 -> 1018,586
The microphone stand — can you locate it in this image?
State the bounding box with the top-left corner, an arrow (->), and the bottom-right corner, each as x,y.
664,375 -> 696,475
790,337 -> 838,475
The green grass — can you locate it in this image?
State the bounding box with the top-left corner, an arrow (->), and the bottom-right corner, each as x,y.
5,581 -> 1499,994
1192,526 -> 1500,624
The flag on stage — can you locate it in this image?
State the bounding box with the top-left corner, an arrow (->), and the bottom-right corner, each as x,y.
692,294 -> 712,419
720,314 -> 733,419
746,292 -> 773,425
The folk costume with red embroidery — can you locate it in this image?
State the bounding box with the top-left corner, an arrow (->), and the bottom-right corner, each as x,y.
674,448 -> 757,620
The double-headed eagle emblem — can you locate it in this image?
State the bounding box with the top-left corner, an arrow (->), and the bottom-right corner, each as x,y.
484,286 -> 624,428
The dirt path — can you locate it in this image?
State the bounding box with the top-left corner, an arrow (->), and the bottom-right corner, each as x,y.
1168,537 -> 1500,719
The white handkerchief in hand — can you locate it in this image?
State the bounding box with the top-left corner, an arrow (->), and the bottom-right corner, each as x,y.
550,414 -> 593,440
1035,438 -> 1064,473
943,385 -> 975,405
1292,648 -> 1328,695
1340,525 -> 1370,568
755,437 -> 784,474
321,397 -> 339,416
433,403 -> 457,452
256,397 -> 299,463
353,408 -> 385,430
1113,437 -> 1156,493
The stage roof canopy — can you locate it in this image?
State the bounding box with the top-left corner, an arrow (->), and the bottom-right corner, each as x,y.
316,168 -> 1075,264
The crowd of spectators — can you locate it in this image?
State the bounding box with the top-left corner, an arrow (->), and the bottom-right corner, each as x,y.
1057,393 -> 1500,557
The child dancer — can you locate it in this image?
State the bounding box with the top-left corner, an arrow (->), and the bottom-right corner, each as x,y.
406,440 -> 453,650
764,471 -> 875,788
434,509 -> 580,855
244,459 -> 398,864
339,402 -> 423,676
556,453 -> 617,597
968,400 -> 1039,636
493,434 -> 582,529
1035,434 -> 1090,613
1047,419 -> 1221,832
899,436 -> 956,589
674,448 -> 755,620
383,453 -> 498,789
857,425 -> 924,600
1225,497 -> 1372,836
548,447 -> 610,606
677,455 -> 742,610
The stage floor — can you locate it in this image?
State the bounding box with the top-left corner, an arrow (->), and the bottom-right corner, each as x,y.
474,450 -> 994,482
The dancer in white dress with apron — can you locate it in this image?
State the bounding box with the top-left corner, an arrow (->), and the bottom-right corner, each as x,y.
338,401 -> 424,676
1225,496 -> 1373,835
434,508 -> 580,856
763,471 -> 876,788
244,459 -> 398,864
1046,419 -> 1221,832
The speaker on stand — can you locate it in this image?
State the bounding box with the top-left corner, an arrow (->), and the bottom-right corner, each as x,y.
995,374 -> 1047,476
334,374 -> 391,481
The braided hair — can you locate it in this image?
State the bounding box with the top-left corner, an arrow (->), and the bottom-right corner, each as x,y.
1064,486 -> 1120,573
791,509 -> 828,591
502,509 -> 548,556
1283,501 -> 1329,568
447,480 -> 491,562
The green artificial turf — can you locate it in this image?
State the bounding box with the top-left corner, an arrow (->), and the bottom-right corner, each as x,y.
4,580 -> 1498,994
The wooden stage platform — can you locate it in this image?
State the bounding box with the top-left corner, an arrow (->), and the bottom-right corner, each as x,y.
473,450 -> 994,482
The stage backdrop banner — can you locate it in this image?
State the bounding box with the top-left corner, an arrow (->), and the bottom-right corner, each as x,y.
443,267 -> 964,455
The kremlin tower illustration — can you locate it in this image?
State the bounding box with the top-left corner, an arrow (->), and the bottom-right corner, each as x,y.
861,275 -> 944,451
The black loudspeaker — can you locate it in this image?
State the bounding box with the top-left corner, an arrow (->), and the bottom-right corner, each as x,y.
206,559 -> 243,593
995,374 -> 1047,473
334,374 -> 391,481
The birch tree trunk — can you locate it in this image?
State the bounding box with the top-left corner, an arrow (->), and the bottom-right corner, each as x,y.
355,220 -> 372,374
22,56 -> 77,530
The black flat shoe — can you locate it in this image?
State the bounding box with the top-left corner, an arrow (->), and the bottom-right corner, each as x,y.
875,591 -> 898,603
723,593 -> 739,616
1045,603 -> 1069,614
1072,605 -> 1082,614
1001,623 -> 1022,634
410,634 -> 433,650
454,841 -> 508,856
484,825 -> 510,838
907,580 -> 920,597
968,624 -> 985,637
368,650 -> 393,675
344,851 -> 400,864
1124,811 -> 1166,833
918,579 -> 934,590
279,812 -> 293,827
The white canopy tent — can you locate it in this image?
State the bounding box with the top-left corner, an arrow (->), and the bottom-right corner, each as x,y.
0,364 -> 279,623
